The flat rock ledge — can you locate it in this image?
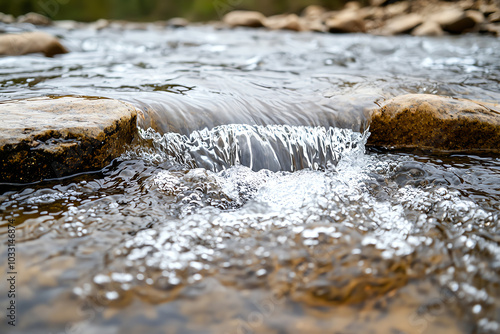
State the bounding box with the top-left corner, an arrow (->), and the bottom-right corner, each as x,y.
368,94 -> 500,153
0,96 -> 138,183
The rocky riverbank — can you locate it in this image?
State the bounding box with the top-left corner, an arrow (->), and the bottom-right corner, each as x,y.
1,0 -> 499,38
223,0 -> 500,36
1,1 -> 499,57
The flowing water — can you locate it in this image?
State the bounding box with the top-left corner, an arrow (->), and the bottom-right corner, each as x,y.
1,23 -> 500,334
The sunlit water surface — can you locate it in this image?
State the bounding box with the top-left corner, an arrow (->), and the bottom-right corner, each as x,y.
1,23 -> 500,334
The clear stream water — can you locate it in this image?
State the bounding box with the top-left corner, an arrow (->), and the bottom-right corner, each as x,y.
1,23 -> 500,334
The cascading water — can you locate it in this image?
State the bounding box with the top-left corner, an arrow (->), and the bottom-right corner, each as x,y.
1,24 -> 500,334
135,125 -> 367,172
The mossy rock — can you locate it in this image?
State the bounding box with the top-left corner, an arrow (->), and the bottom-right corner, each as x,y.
0,96 -> 138,183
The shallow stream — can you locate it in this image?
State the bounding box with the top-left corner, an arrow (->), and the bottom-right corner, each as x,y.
1,23 -> 500,333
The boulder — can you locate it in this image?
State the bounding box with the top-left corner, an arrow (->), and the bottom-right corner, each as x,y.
223,11 -> 266,28
16,12 -> 52,26
0,97 -> 138,183
429,7 -> 464,26
412,21 -> 443,36
326,10 -> 366,33
0,32 -> 68,57
368,94 -> 500,152
434,8 -> 484,33
264,14 -> 303,31
380,13 -> 423,35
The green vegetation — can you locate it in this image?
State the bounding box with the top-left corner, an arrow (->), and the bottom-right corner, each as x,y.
0,0 -> 368,22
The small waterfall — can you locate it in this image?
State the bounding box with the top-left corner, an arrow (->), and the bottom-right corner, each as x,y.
138,124 -> 369,172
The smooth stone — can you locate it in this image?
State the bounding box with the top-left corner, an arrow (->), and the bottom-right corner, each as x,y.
368,94 -> 500,152
90,18 -> 110,30
384,1 -> 410,18
223,11 -> 266,28
264,13 -> 303,31
301,5 -> 326,20
53,20 -> 82,30
16,12 -> 52,26
485,23 -> 500,36
434,8 -> 484,33
0,12 -> 15,24
489,11 -> 500,23
0,31 -> 68,57
0,96 -> 138,183
412,21 -> 443,36
167,17 -> 189,28
380,13 -> 423,35
326,10 -> 366,33
302,18 -> 326,32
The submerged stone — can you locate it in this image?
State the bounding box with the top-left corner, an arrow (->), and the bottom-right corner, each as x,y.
0,96 -> 138,183
368,94 -> 500,152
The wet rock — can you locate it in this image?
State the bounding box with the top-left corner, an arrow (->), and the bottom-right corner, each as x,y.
264,14 -> 303,31
0,96 -> 138,183
411,21 -> 443,36
17,12 -> 52,26
326,10 -> 366,33
380,13 -> 423,35
223,11 -> 265,28
167,17 -> 189,28
368,94 -> 500,152
90,18 -> 110,30
0,31 -> 68,57
123,22 -> 149,30
54,20 -> 83,30
0,12 -> 15,24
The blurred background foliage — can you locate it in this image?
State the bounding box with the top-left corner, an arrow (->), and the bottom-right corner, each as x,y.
0,0 -> 369,22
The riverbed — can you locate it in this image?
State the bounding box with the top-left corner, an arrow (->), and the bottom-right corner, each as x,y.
1,24 -> 500,333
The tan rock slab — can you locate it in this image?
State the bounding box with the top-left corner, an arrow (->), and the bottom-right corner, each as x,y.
0,96 -> 138,183
412,21 -> 443,36
326,10 -> 366,33
381,13 -> 423,35
264,14 -> 304,31
368,94 -> 500,152
17,12 -> 52,26
223,11 -> 266,28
